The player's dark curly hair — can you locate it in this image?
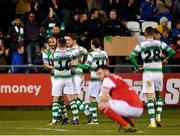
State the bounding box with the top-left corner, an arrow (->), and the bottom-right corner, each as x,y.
145,27 -> 154,36
91,38 -> 101,48
95,65 -> 109,71
67,33 -> 78,41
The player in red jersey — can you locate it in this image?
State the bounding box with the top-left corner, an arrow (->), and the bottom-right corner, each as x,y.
96,65 -> 143,132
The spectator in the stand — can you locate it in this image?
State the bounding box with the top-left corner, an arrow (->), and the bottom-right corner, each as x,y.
115,0 -> 138,21
58,0 -> 87,25
7,15 -> 24,44
36,0 -> 50,22
171,37 -> 180,51
171,37 -> 180,63
78,13 -> 88,47
140,0 -> 156,21
153,29 -> 161,40
0,30 -> 9,49
103,0 -> 120,16
156,16 -> 170,33
84,8 -> 103,49
7,15 -> 24,56
24,12 -> 40,65
42,7 -> 62,38
0,39 -> 8,73
11,43 -> 25,73
161,29 -> 172,45
172,0 -> 180,27
33,47 -> 44,73
39,26 -> 47,47
52,26 -> 64,40
79,13 -> 88,24
24,2 -> 40,24
172,22 -> 180,39
156,0 -> 172,21
66,12 -> 80,34
104,9 -> 131,37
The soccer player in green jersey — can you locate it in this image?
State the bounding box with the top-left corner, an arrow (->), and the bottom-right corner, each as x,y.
43,37 -> 79,125
65,33 -> 91,122
77,38 -> 108,124
129,27 -> 176,128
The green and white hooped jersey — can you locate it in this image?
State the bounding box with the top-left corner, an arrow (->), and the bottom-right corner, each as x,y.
70,45 -> 87,75
42,49 -> 54,75
86,49 -> 108,80
132,39 -> 171,73
53,48 -> 73,78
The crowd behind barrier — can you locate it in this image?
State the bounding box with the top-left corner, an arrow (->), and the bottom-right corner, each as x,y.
0,0 -> 179,74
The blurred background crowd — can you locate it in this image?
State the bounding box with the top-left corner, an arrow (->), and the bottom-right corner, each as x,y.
0,0 -> 179,73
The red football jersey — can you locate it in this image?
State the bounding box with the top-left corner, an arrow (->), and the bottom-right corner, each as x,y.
107,74 -> 143,108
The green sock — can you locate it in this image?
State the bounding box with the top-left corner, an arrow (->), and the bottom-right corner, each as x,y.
59,98 -> 68,118
52,102 -> 59,123
156,97 -> 163,121
90,102 -> 98,122
79,98 -> 89,111
147,100 -> 155,124
69,100 -> 79,120
58,103 -> 62,119
77,98 -> 89,116
82,101 -> 89,111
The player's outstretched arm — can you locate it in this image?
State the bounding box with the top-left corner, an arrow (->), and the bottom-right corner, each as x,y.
76,63 -> 89,70
163,48 -> 176,64
129,53 -> 139,71
161,42 -> 176,64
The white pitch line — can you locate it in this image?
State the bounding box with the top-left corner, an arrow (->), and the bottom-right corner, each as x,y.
15,127 -> 68,132
37,127 -> 68,132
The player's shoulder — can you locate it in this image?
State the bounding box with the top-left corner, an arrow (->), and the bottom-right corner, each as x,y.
79,45 -> 86,50
43,49 -> 51,55
65,48 -> 73,54
103,76 -> 116,88
140,39 -> 162,47
88,50 -> 94,56
43,48 -> 49,53
101,50 -> 108,55
109,74 -> 122,80
79,46 -> 88,53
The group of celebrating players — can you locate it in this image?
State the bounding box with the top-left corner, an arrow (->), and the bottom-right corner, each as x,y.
42,33 -> 108,126
42,27 -> 176,133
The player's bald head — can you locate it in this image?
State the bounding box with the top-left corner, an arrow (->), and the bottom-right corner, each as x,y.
48,36 -> 57,49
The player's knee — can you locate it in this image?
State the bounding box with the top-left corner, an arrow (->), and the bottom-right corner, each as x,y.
66,94 -> 74,101
53,96 -> 59,102
98,102 -> 106,111
90,96 -> 96,102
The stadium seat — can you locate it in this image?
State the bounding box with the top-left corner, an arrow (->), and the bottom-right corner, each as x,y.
126,21 -> 141,36
141,21 -> 158,33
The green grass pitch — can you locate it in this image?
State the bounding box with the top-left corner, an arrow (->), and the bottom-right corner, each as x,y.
0,107 -> 180,135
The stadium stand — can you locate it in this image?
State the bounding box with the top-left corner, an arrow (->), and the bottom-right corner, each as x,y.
0,0 -> 179,73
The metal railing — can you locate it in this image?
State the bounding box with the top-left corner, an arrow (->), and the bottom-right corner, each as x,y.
0,64 -> 179,73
